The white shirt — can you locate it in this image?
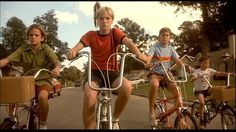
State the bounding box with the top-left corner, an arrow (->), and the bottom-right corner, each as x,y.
192,68 -> 216,91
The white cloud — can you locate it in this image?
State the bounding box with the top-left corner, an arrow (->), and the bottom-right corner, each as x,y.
4,11 -> 12,19
55,10 -> 79,24
74,2 -> 95,16
77,2 -> 202,35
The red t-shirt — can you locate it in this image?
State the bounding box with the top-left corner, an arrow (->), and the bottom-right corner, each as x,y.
80,28 -> 126,71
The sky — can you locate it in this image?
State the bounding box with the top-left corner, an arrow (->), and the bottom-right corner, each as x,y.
0,1 -> 202,71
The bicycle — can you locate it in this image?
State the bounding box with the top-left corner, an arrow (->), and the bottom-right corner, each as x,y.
69,51 -> 143,129
150,63 -> 199,129
191,73 -> 235,129
0,67 -> 57,129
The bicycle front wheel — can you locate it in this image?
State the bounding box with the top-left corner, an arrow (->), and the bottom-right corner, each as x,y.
153,102 -> 165,129
0,118 -> 16,129
174,109 -> 200,129
191,101 -> 200,119
28,105 -> 40,129
221,105 -> 235,130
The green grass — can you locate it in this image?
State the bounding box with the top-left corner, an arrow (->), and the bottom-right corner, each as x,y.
131,78 -> 235,108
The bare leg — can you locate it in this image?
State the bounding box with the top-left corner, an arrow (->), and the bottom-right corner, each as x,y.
148,75 -> 162,115
148,78 -> 160,114
167,82 -> 186,128
197,94 -> 205,118
112,77 -> 132,120
83,82 -> 98,129
38,90 -> 49,123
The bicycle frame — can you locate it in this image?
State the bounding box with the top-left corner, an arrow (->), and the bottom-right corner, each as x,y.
72,51 -> 142,129
156,89 -> 182,128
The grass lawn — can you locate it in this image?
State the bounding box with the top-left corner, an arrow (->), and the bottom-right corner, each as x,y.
131,78 -> 235,108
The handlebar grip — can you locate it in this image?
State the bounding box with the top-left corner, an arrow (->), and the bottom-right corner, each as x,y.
69,51 -> 90,65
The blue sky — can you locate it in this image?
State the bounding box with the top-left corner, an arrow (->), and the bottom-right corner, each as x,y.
0,1 -> 202,70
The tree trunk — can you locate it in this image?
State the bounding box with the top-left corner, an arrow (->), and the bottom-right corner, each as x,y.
200,3 -> 211,56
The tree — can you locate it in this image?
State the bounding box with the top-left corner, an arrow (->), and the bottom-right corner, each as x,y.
217,0 -> 235,34
117,18 -> 151,53
1,17 -> 27,57
60,66 -> 81,86
162,1 -> 230,56
173,20 -> 202,57
33,9 -> 69,62
116,18 -> 150,73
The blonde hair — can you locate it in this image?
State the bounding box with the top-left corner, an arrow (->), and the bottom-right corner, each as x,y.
96,6 -> 114,20
26,24 -> 47,43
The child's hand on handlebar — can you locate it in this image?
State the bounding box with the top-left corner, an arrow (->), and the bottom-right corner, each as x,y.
186,65 -> 194,73
66,49 -> 77,60
145,62 -> 153,70
51,68 -> 60,78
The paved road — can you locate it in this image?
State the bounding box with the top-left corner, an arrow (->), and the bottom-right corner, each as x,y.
46,87 -> 225,129
0,87 -> 230,129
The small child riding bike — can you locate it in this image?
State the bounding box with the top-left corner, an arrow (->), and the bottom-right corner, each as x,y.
190,55 -> 235,128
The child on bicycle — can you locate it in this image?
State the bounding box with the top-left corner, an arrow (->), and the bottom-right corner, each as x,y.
66,6 -> 147,129
0,24 -> 62,129
190,55 -> 235,128
146,27 -> 186,128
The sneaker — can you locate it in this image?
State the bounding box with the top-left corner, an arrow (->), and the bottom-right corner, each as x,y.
39,124 -> 47,130
112,119 -> 120,130
39,121 -> 47,130
149,113 -> 158,128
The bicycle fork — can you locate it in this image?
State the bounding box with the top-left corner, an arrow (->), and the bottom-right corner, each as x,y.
96,93 -> 112,129
203,105 -> 211,124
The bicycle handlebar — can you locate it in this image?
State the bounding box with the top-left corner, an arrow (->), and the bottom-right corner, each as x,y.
150,62 -> 188,83
23,68 -> 61,79
33,68 -> 55,79
71,51 -> 143,91
188,65 -> 234,88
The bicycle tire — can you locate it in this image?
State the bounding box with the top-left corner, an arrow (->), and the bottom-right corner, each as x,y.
191,101 -> 208,127
0,118 -> 16,129
28,105 -> 40,129
153,102 -> 165,129
99,102 -> 112,129
191,101 -> 200,119
221,105 -> 235,130
174,109 -> 200,129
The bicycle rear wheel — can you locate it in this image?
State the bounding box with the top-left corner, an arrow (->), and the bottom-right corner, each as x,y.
174,109 -> 200,129
221,105 -> 235,130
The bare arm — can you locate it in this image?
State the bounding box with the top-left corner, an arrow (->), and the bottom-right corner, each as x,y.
214,71 -> 235,77
0,58 -> 10,68
122,37 -> 147,63
51,59 -> 62,77
146,55 -> 153,69
66,42 -> 84,60
175,58 -> 184,67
